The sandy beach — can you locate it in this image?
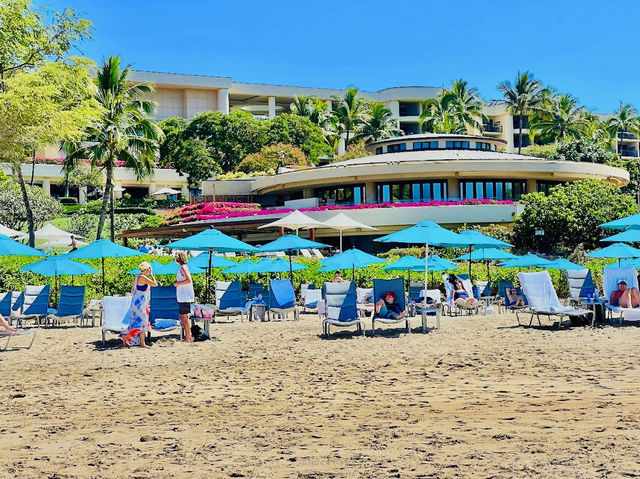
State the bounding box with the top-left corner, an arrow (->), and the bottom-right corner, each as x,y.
1,313 -> 640,478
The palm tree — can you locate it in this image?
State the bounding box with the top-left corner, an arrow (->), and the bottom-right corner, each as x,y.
530,94 -> 587,142
419,97 -> 464,134
331,87 -> 369,146
440,79 -> 486,133
64,56 -> 163,241
290,95 -> 332,130
354,103 -> 402,143
608,103 -> 640,155
498,71 -> 548,153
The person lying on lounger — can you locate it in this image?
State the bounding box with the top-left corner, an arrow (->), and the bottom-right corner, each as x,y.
506,287 -> 525,307
375,291 -> 406,319
0,314 -> 17,332
610,280 -> 640,308
453,279 -> 476,304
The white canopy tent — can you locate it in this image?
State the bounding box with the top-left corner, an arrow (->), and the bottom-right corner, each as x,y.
0,223 -> 25,238
321,213 -> 377,252
257,210 -> 324,235
18,223 -> 83,242
151,187 -> 181,196
41,237 -> 88,249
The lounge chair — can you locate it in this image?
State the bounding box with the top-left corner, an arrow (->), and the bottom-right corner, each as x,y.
101,296 -> 131,346
11,285 -> 51,327
0,327 -> 36,351
266,279 -> 299,321
148,286 -> 183,340
214,281 -> 251,322
300,249 -> 313,258
0,292 -> 21,319
498,280 -> 528,313
298,283 -> 313,306
47,285 -> 86,326
603,266 -> 640,325
248,283 -> 265,300
321,281 -> 364,337
372,278 -> 411,334
356,287 -> 374,317
311,248 -> 325,259
411,287 -> 443,332
443,274 -> 484,316
566,269 -> 597,307
516,271 -> 593,328
303,288 -> 321,312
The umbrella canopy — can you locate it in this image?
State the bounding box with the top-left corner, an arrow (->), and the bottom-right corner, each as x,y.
585,242 -> 640,259
319,248 -> 385,275
166,229 -> 257,253
0,223 -> 24,238
254,258 -> 308,273
188,253 -> 236,270
20,256 -> 98,276
67,239 -> 143,294
459,230 -> 511,249
409,255 -> 458,272
546,258 -> 587,270
604,258 -> 640,268
382,255 -> 422,271
20,223 -> 82,241
601,225 -> 640,243
321,213 -> 377,251
0,234 -> 45,257
151,187 -> 181,196
455,248 -> 518,261
600,212 -> 640,229
222,260 -> 261,275
499,253 -> 554,268
257,210 -> 325,233
258,234 -> 328,253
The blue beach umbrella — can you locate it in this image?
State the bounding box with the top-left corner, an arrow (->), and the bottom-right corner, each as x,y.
0,234 -> 44,257
128,260 -> 205,276
320,248 -> 385,279
604,258 -> 640,268
585,242 -> 640,266
499,253 -> 554,269
188,253 -> 236,270
410,255 -> 458,272
383,255 -> 423,288
67,239 -> 142,294
166,229 -> 258,300
254,258 -> 308,274
546,258 -> 587,271
21,255 -> 98,276
456,247 -> 518,280
458,230 -> 512,281
258,234 -> 328,279
601,225 -> 640,243
600,213 -> 640,230
376,220 -> 472,301
222,260 -> 261,275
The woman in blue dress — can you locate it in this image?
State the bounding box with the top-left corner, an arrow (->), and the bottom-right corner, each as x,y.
121,261 -> 158,348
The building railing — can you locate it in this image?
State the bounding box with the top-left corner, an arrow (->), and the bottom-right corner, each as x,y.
483,123 -> 503,133
618,132 -> 637,140
619,149 -> 639,157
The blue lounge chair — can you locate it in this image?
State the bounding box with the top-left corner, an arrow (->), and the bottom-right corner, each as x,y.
148,286 -> 182,339
498,280 -> 528,313
443,274 -> 484,315
47,285 -> 86,326
248,283 -> 265,300
266,279 -> 299,321
566,269 -> 597,307
0,291 -> 21,318
321,281 -> 363,337
11,285 -> 51,327
215,281 -> 251,322
372,278 -> 411,334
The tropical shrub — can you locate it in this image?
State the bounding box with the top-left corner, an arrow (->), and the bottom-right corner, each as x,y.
520,144 -> 558,159
236,144 -> 308,173
555,138 -> 617,164
0,171 -> 60,229
331,141 -> 369,162
163,201 -> 260,225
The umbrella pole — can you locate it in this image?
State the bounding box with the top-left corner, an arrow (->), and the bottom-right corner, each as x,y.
424,243 -> 429,303
468,245 -> 472,283
101,257 -> 105,295
352,265 -> 355,282
207,250 -> 213,303
289,253 -> 293,282
486,260 -> 491,282
340,229 -> 343,252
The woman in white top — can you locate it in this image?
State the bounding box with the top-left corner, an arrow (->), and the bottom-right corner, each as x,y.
173,251 -> 195,343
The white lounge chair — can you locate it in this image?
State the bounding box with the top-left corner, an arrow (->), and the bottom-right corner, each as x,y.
356,287 -> 373,317
101,296 -> 132,346
311,248 -> 325,259
517,271 -> 593,328
300,249 -> 312,258
603,266 -> 640,324
443,274 -> 484,315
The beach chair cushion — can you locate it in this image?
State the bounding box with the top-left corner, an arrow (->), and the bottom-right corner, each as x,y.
149,286 -> 180,327
322,281 -> 357,322
52,285 -> 85,317
0,292 -> 20,316
216,281 -> 247,310
102,296 -> 132,333
269,280 -> 295,309
248,283 -> 264,300
603,266 -> 640,320
518,271 -> 589,317
13,285 -> 51,316
566,269 -> 596,300
373,278 -> 406,319
304,289 -> 321,308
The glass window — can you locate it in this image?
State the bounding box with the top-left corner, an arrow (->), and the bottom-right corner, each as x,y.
315,184 -> 366,205
445,140 -> 470,149
413,141 -> 439,151
387,143 -> 407,153
475,142 -> 491,150
412,184 -> 421,201
376,180 -> 447,203
458,180 -> 527,201
375,147 -> 383,155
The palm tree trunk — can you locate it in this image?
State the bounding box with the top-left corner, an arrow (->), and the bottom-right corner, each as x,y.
96,161 -> 113,240
518,113 -> 524,154
109,179 -> 115,242
15,163 -> 35,247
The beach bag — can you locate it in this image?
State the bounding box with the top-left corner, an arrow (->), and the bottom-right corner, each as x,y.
191,324 -> 210,342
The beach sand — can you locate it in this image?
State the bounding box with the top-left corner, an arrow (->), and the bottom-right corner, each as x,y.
1,312 -> 640,478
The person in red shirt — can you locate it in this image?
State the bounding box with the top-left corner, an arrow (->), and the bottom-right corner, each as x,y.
610,280 -> 640,308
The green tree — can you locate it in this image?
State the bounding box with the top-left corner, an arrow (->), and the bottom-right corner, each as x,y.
354,102 -> 402,143
513,180 -> 638,253
331,87 -> 370,146
555,137 -> 618,164
0,171 -> 60,230
64,56 -> 164,242
419,97 -> 462,134
264,114 -> 332,161
530,94 -> 587,142
608,103 -> 640,154
440,79 -> 485,133
331,140 -> 369,162
236,144 -> 308,174
158,117 -> 220,188
0,0 -> 95,246
498,71 -> 548,153
290,95 -> 332,129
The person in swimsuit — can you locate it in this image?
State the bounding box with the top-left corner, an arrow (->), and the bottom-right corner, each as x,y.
610,280 -> 640,308
453,279 -> 476,304
121,261 -> 158,348
375,290 -> 406,319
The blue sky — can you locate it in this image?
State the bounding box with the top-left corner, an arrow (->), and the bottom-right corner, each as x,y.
37,0 -> 640,113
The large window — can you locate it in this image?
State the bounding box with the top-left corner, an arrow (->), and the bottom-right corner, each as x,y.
375,147 -> 383,155
387,143 -> 407,153
413,141 -> 438,151
537,180 -> 562,195
459,180 -> 527,201
445,140 -> 470,149
377,180 -> 447,203
475,142 -> 492,150
315,184 -> 366,205
399,101 -> 420,116
513,116 -> 529,129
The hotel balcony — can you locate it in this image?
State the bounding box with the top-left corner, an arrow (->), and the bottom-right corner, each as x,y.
483,123 -> 503,133
619,148 -> 639,158
618,132 -> 637,140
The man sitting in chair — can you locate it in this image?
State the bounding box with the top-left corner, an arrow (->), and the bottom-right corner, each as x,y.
610,280 -> 640,308
506,287 -> 525,307
375,291 -> 406,320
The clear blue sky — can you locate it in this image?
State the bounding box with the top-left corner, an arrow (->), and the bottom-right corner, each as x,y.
37,0 -> 640,113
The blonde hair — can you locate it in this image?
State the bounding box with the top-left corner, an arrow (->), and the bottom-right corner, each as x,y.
174,251 -> 188,265
138,261 -> 152,273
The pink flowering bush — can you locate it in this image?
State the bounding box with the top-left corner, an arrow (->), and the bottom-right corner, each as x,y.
162,198 -> 516,225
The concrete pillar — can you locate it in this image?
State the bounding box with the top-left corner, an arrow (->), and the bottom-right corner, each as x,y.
181,185 -> 189,199
503,113 -> 515,152
217,88 -> 229,114
268,96 -> 276,119
526,178 -> 537,195
302,187 -> 314,199
365,181 -> 377,204
41,179 -> 51,194
388,101 -> 400,119
79,187 -> 87,204
447,178 -> 459,201
338,136 -> 346,155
